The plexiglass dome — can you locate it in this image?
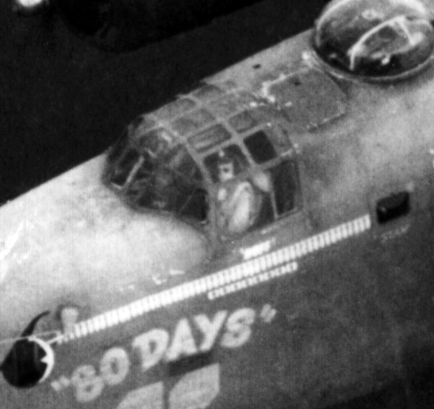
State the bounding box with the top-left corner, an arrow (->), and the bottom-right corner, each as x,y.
313,0 -> 434,79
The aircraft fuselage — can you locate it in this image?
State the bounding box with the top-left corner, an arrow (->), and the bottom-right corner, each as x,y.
2,0 -> 434,408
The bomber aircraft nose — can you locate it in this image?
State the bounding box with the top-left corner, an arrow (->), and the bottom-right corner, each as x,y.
0,154 -> 209,372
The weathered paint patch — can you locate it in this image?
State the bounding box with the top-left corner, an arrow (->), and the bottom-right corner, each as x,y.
0,223 -> 25,284
169,364 -> 219,409
116,364 -> 219,409
117,381 -> 163,409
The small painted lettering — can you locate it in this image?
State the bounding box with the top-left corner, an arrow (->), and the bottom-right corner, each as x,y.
380,223 -> 410,243
207,262 -> 298,300
240,240 -> 274,260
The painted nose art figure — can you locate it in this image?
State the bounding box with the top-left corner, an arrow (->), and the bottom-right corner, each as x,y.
0,312 -> 55,388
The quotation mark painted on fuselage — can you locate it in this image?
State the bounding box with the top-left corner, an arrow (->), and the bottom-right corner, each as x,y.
51,305 -> 275,403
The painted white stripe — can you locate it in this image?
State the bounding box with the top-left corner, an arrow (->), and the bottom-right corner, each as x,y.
87,319 -> 95,334
59,214 -> 371,344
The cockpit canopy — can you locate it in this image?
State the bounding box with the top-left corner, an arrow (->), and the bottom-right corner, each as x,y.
313,0 -> 434,79
104,82 -> 299,238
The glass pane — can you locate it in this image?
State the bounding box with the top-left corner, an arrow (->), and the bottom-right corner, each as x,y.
244,131 -> 277,164
127,115 -> 156,137
229,111 -> 257,133
108,149 -> 141,189
167,146 -> 203,184
176,186 -> 208,222
153,98 -> 196,121
133,166 -> 175,211
128,146 -> 208,223
125,154 -> 154,201
208,95 -> 240,118
216,170 -> 274,236
172,109 -> 215,136
213,160 -> 297,234
204,145 -> 249,183
107,131 -> 128,164
192,84 -> 225,103
137,128 -> 175,156
189,125 -> 231,153
270,161 -> 297,215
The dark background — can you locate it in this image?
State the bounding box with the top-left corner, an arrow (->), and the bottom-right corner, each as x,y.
0,0 -> 326,203
1,0 -> 433,407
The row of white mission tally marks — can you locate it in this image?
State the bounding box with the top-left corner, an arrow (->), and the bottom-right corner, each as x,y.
59,214 -> 371,344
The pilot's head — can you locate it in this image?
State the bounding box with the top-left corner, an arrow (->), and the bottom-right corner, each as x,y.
217,151 -> 236,183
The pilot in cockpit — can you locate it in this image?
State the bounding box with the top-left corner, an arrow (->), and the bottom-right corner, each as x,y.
216,150 -> 270,235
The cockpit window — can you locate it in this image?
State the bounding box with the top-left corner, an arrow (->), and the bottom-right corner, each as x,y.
204,145 -> 249,183
136,128 -> 175,154
127,115 -> 156,137
215,159 -> 298,238
130,146 -> 207,220
244,130 -> 277,164
271,161 -> 298,215
192,84 -> 225,103
109,146 -> 141,189
313,0 -> 434,79
106,122 -> 208,223
229,111 -> 257,133
208,94 -> 241,118
189,125 -> 231,153
171,109 -> 215,136
153,98 -> 196,121
107,130 -> 129,165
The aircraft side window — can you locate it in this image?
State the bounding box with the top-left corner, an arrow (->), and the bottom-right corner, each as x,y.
205,148 -> 256,236
108,148 -> 141,189
126,146 -> 208,222
216,172 -> 269,236
269,160 -> 298,216
204,145 -> 249,183
167,148 -> 208,222
107,130 -> 129,164
203,146 -> 298,237
244,130 -> 277,164
211,156 -> 297,238
376,191 -> 410,224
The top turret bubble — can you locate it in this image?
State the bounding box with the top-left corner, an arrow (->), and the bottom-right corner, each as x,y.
313,0 -> 434,79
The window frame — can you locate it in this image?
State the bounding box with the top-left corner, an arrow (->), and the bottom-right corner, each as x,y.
209,154 -> 302,240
